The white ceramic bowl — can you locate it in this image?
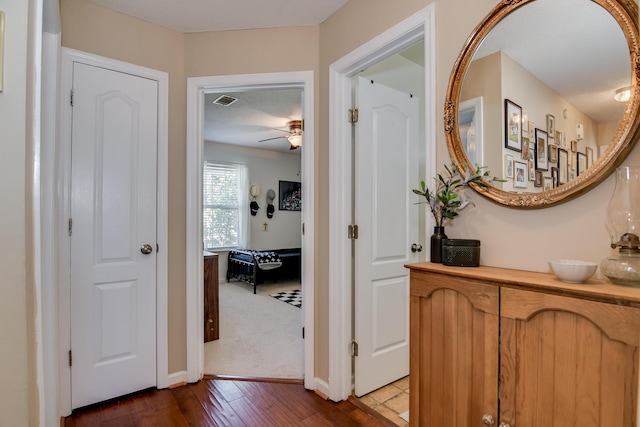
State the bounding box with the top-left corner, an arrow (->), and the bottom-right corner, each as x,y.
548,259 -> 598,284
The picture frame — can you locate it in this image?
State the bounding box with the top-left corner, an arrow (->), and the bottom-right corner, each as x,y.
529,121 -> 535,140
514,161 -> 528,188
521,138 -> 530,160
577,152 -> 587,176
505,154 -> 514,179
586,146 -> 594,167
521,110 -> 529,135
551,167 -> 558,188
543,176 -> 554,191
504,99 -> 523,152
534,170 -> 543,187
571,140 -> 578,152
548,144 -> 558,163
528,157 -> 535,181
535,128 -> 548,171
278,180 -> 301,211
557,148 -> 568,185
547,114 -> 555,136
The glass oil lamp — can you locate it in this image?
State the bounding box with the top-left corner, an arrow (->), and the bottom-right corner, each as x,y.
600,166 -> 640,286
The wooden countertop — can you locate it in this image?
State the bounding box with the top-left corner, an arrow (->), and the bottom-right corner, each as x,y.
406,262 -> 640,307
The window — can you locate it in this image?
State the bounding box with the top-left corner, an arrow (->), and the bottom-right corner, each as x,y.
203,162 -> 248,250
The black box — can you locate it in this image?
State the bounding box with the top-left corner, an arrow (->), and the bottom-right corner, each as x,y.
442,239 -> 480,267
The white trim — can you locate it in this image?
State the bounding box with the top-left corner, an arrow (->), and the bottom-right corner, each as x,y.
185,71 -> 316,389
168,370 -> 189,387
328,5 -> 436,401
40,30 -> 61,427
57,48 -> 169,414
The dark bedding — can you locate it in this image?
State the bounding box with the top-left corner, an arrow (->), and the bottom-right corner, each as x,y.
226,248 -> 301,294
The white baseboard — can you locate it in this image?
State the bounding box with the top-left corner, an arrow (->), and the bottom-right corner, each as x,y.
167,370 -> 189,388
314,377 -> 334,401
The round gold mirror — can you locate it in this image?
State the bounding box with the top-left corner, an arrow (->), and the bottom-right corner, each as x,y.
445,0 -> 640,207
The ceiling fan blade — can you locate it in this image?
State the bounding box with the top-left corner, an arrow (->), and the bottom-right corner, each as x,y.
258,135 -> 288,142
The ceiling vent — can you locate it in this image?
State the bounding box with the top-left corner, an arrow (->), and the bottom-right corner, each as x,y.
212,95 -> 239,107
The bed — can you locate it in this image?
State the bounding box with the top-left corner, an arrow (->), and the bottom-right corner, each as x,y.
226,248 -> 301,293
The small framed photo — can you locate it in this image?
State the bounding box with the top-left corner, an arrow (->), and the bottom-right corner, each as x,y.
571,140 -> 578,152
528,157 -> 535,181
514,161 -> 528,188
505,154 -> 514,178
551,167 -> 558,188
558,148 -> 568,185
548,144 -> 558,163
535,128 -> 549,171
577,152 -> 587,175
505,99 -> 523,152
522,110 -> 529,135
278,180 -> 301,211
586,146 -> 594,167
529,121 -> 535,140
521,138 -> 530,160
543,176 -> 554,191
547,114 -> 556,136
534,170 -> 543,187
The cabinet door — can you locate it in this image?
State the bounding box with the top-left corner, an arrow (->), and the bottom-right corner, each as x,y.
500,287 -> 640,426
410,272 -> 499,426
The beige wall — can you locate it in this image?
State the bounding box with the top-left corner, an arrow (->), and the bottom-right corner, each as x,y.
0,0 -> 31,424
54,0 -> 640,395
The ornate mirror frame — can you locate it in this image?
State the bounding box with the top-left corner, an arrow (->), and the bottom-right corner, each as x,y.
445,0 -> 640,208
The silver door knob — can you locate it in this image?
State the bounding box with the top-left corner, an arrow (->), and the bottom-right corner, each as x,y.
140,244 -> 153,255
411,243 -> 423,253
482,414 -> 495,426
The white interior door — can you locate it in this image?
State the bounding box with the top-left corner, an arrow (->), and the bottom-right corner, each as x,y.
70,62 -> 158,409
354,76 -> 420,396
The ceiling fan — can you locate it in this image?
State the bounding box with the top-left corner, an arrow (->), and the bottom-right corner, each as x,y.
259,120 -> 302,150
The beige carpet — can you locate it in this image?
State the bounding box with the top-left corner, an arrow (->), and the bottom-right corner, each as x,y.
204,280 -> 303,379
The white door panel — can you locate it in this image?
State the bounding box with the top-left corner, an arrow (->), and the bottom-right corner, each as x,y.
70,62 -> 158,409
354,77 -> 419,396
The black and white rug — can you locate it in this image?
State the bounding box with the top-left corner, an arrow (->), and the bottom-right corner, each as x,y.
270,289 -> 302,309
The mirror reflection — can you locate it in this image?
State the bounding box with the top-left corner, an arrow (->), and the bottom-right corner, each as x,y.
458,0 -> 631,194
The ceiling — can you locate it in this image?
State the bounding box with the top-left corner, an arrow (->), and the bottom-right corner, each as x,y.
90,0 -> 632,151
473,0 -> 629,124
203,88 -> 303,153
88,0 -> 349,33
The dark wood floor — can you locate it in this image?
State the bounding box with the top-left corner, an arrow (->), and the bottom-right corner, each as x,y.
64,377 -> 393,426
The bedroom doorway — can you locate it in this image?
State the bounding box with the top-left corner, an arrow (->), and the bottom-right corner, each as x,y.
185,72 -> 315,389
202,86 -> 304,379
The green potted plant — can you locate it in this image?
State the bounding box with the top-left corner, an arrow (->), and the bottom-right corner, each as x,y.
413,162 -> 500,263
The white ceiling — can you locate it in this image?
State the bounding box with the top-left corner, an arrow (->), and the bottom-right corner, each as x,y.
473,0 -> 629,124
90,0 -> 633,152
204,88 -> 303,153
88,0 -> 349,33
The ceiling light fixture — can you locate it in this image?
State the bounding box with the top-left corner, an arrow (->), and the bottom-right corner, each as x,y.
614,86 -> 631,103
288,134 -> 302,148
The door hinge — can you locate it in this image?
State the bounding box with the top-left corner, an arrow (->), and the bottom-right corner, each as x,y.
302,222 -> 305,236
348,108 -> 359,124
351,340 -> 358,357
70,90 -> 74,107
69,350 -> 72,367
68,218 -> 73,236
302,327 -> 305,339
348,224 -> 359,240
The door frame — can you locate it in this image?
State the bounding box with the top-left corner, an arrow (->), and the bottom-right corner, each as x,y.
185,71 -> 315,389
327,5 -> 436,401
57,48 -> 169,415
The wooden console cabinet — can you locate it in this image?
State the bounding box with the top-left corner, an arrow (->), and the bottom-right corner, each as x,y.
204,252 -> 219,342
408,263 -> 640,427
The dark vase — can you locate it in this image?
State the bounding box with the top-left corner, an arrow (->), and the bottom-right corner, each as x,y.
430,226 -> 448,263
